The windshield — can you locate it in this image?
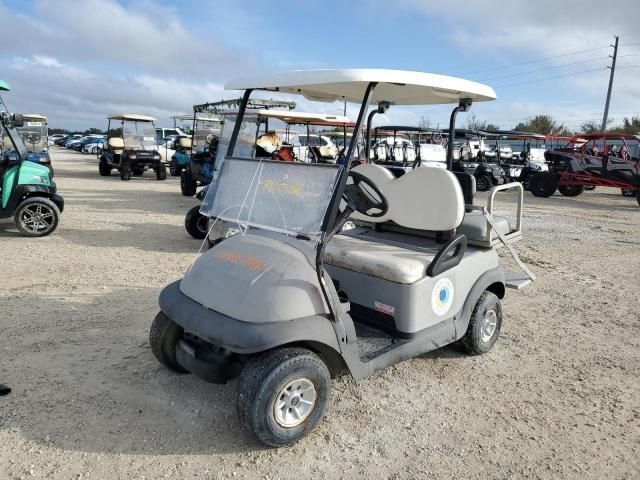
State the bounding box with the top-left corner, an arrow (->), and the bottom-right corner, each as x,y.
193,119 -> 222,152
121,120 -> 157,150
16,119 -> 47,152
200,158 -> 341,236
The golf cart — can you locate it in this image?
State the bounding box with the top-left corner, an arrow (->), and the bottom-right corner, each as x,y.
151,69 -> 534,447
530,133 -> 640,204
483,131 -> 548,188
370,126 -> 446,173
0,80 -> 63,236
98,114 -> 165,181
181,99 -> 296,197
449,129 -> 506,192
184,109 -> 353,239
1,113 -> 53,173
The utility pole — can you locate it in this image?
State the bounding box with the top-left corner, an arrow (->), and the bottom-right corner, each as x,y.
601,35 -> 619,132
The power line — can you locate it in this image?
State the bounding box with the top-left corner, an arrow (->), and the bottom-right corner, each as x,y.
460,45 -> 610,75
476,56 -> 610,81
495,67 -> 607,88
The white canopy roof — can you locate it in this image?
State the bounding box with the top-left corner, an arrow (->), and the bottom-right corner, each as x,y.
225,69 -> 496,105
23,114 -> 47,121
171,113 -> 222,122
108,114 -> 156,122
257,110 -> 352,125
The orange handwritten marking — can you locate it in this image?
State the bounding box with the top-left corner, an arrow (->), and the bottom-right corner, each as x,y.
215,250 -> 266,271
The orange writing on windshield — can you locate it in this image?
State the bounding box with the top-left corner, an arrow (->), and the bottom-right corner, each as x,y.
262,178 -> 302,197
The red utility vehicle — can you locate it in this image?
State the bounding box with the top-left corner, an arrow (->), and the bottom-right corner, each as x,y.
530,133 -> 640,205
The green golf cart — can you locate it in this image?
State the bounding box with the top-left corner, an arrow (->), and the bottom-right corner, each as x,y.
0,80 -> 63,236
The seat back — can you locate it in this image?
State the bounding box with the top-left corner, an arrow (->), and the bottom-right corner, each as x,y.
351,164 -> 465,231
178,137 -> 192,149
108,137 -> 124,151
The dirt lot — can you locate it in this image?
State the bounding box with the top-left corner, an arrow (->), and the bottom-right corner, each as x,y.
1,148 -> 639,480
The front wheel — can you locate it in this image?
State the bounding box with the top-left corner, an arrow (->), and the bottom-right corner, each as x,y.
458,291 -> 502,355
181,169 -> 197,196
236,348 -> 331,447
185,205 -> 208,239
529,172 -> 557,198
156,164 -> 167,180
14,197 -> 60,237
99,162 -> 111,176
149,312 -> 189,373
558,184 -> 585,197
169,159 -> 181,176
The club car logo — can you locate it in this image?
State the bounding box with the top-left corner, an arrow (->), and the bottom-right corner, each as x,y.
431,278 -> 454,316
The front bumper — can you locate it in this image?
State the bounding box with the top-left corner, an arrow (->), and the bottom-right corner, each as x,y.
159,281 -> 340,355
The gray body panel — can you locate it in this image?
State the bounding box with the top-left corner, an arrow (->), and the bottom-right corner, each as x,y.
165,227 -> 505,380
326,232 -> 500,335
180,232 -> 328,323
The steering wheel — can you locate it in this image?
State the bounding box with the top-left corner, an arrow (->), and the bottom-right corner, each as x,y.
24,132 -> 42,146
343,170 -> 388,217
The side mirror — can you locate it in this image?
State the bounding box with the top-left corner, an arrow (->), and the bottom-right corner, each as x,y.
12,114 -> 24,127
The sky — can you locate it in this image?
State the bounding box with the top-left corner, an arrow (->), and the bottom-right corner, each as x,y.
0,0 -> 639,131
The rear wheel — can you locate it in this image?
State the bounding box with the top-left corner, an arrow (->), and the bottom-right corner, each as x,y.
529,172 -> 557,197
558,184 -> 585,197
156,164 -> 167,180
185,205 -> 208,239
149,312 -> 188,373
458,291 -> 502,355
236,348 -> 331,447
181,169 -> 197,196
14,197 -> 60,237
475,174 -> 492,192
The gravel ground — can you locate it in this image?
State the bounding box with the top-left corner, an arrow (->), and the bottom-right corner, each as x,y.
1,148 -> 639,480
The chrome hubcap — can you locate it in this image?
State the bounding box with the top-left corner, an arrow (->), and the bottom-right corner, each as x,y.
273,378 -> 316,428
19,203 -> 54,233
480,309 -> 498,343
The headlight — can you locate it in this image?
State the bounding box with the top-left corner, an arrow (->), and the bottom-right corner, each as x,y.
129,154 -> 137,160
153,153 -> 161,159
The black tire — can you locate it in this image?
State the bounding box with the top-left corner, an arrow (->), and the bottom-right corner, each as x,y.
236,348 -> 331,447
156,164 -> 167,180
475,174 -> 493,192
132,167 -> 144,176
91,146 -> 99,154
584,185 -> 596,191
169,159 -> 181,176
558,184 -> 585,197
120,168 -> 131,181
14,197 -> 60,237
621,188 -> 638,197
185,205 -> 208,239
636,190 -> 640,207
149,312 -> 188,373
181,169 -> 197,196
529,172 -> 557,198
99,161 -> 111,176
458,291 -> 503,355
